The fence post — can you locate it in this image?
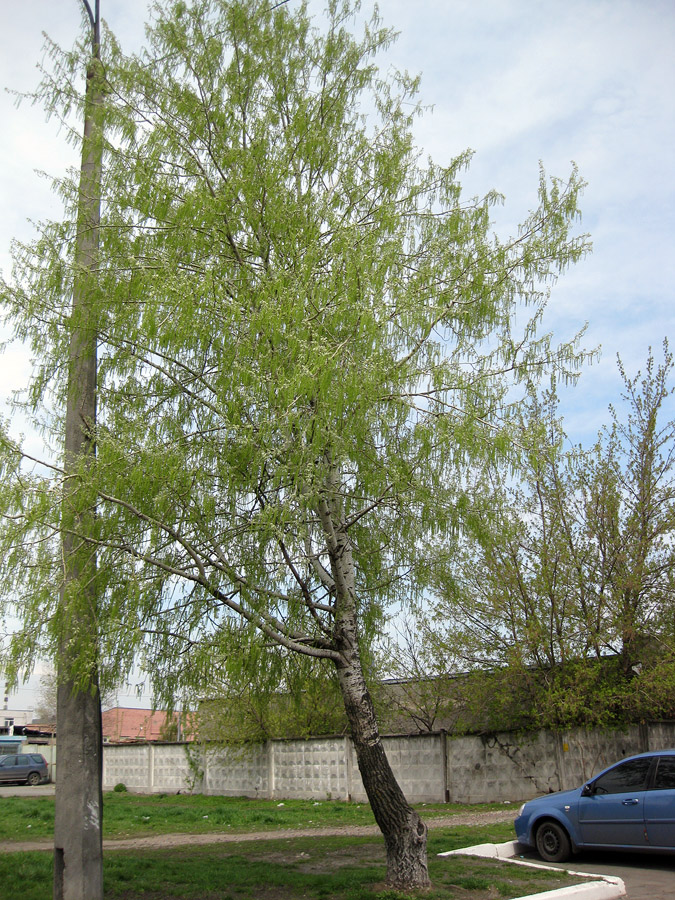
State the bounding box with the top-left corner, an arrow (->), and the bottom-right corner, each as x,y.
267,740 -> 275,800
553,732 -> 565,792
148,744 -> 154,793
441,730 -> 450,802
344,736 -> 353,801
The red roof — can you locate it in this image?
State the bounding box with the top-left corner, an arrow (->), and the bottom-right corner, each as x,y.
101,707 -> 180,742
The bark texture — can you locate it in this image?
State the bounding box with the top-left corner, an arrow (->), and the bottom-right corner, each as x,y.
335,647 -> 430,889
319,465 -> 430,889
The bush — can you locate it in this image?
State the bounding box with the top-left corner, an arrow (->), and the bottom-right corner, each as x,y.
113,783 -> 128,793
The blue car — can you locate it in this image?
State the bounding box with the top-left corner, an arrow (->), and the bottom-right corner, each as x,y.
0,752 -> 50,785
514,749 -> 675,862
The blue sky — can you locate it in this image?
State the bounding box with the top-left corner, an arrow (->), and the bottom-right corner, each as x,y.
1,0 -> 673,709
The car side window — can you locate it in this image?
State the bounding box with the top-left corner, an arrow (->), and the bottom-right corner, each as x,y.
17,755 -> 31,765
593,757 -> 652,794
652,757 -> 675,790
1,756 -> 17,767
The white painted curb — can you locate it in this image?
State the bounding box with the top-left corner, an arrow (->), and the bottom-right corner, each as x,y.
438,841 -> 626,900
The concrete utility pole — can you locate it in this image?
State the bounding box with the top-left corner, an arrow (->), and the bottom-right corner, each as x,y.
54,3 -> 104,898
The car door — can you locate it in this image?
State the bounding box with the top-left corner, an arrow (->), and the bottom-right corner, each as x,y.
578,756 -> 653,848
644,756 -> 675,849
0,755 -> 17,783
15,754 -> 33,781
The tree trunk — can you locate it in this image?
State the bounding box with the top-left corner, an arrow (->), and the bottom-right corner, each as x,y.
317,462 -> 429,889
335,645 -> 430,890
54,17 -> 104,898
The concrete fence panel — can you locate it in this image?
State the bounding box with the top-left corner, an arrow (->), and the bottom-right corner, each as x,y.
445,722 -> 675,803
100,721 -> 675,803
202,743 -> 268,797
104,743 -> 154,792
269,737 -> 351,800
446,729 -> 560,804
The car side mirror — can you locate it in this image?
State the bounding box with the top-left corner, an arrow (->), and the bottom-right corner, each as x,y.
581,783 -> 594,797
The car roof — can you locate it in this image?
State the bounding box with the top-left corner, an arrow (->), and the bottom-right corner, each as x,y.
590,748 -> 675,777
623,749 -> 675,759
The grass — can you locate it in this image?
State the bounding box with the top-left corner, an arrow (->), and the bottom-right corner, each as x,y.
0,792 -> 510,842
0,828 -> 583,900
0,794 -> 585,898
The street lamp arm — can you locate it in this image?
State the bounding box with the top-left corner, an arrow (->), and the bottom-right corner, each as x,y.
81,0 -> 100,55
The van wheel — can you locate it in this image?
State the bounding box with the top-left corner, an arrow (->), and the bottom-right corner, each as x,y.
27,772 -> 41,786
535,820 -> 571,862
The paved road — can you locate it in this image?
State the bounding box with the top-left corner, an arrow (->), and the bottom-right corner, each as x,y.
521,849 -> 675,900
0,784 -> 55,797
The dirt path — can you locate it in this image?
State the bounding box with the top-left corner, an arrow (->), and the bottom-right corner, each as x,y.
2,808 -> 514,853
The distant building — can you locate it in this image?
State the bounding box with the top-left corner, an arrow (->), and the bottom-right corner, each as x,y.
0,707 -> 37,753
101,707 -> 191,743
0,707 -> 35,736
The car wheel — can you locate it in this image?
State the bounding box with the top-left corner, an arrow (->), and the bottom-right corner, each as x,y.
26,772 -> 41,786
535,820 -> 571,863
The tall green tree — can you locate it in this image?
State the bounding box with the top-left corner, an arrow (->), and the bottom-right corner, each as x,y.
1,0 -> 590,888
585,342 -> 675,678
430,345 -> 675,729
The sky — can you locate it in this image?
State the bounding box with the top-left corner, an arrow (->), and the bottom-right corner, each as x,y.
1,0 -> 673,711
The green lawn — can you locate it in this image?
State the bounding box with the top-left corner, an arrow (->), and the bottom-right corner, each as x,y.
0,827 -> 583,900
0,792 -> 509,842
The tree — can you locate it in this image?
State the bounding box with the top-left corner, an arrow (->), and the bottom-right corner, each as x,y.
585,342 -> 675,678
1,0 -> 590,888
430,345 -> 675,729
374,617 -> 464,734
197,635 -> 350,743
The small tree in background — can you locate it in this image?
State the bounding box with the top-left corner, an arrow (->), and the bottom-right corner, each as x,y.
197,631 -> 349,743
430,344 -> 675,729
585,342 -> 675,679
374,618 -> 464,734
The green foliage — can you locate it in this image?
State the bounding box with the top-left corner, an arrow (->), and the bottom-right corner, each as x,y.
198,653 -> 349,743
1,0 -> 589,719
429,344 -> 675,731
113,782 -> 128,793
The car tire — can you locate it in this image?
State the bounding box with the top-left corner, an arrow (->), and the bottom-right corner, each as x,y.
535,820 -> 571,863
26,772 -> 41,786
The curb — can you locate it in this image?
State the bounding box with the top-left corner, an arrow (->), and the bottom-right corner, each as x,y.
438,841 -> 626,900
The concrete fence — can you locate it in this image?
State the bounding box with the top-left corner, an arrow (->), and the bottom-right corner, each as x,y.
101,721 -> 675,804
